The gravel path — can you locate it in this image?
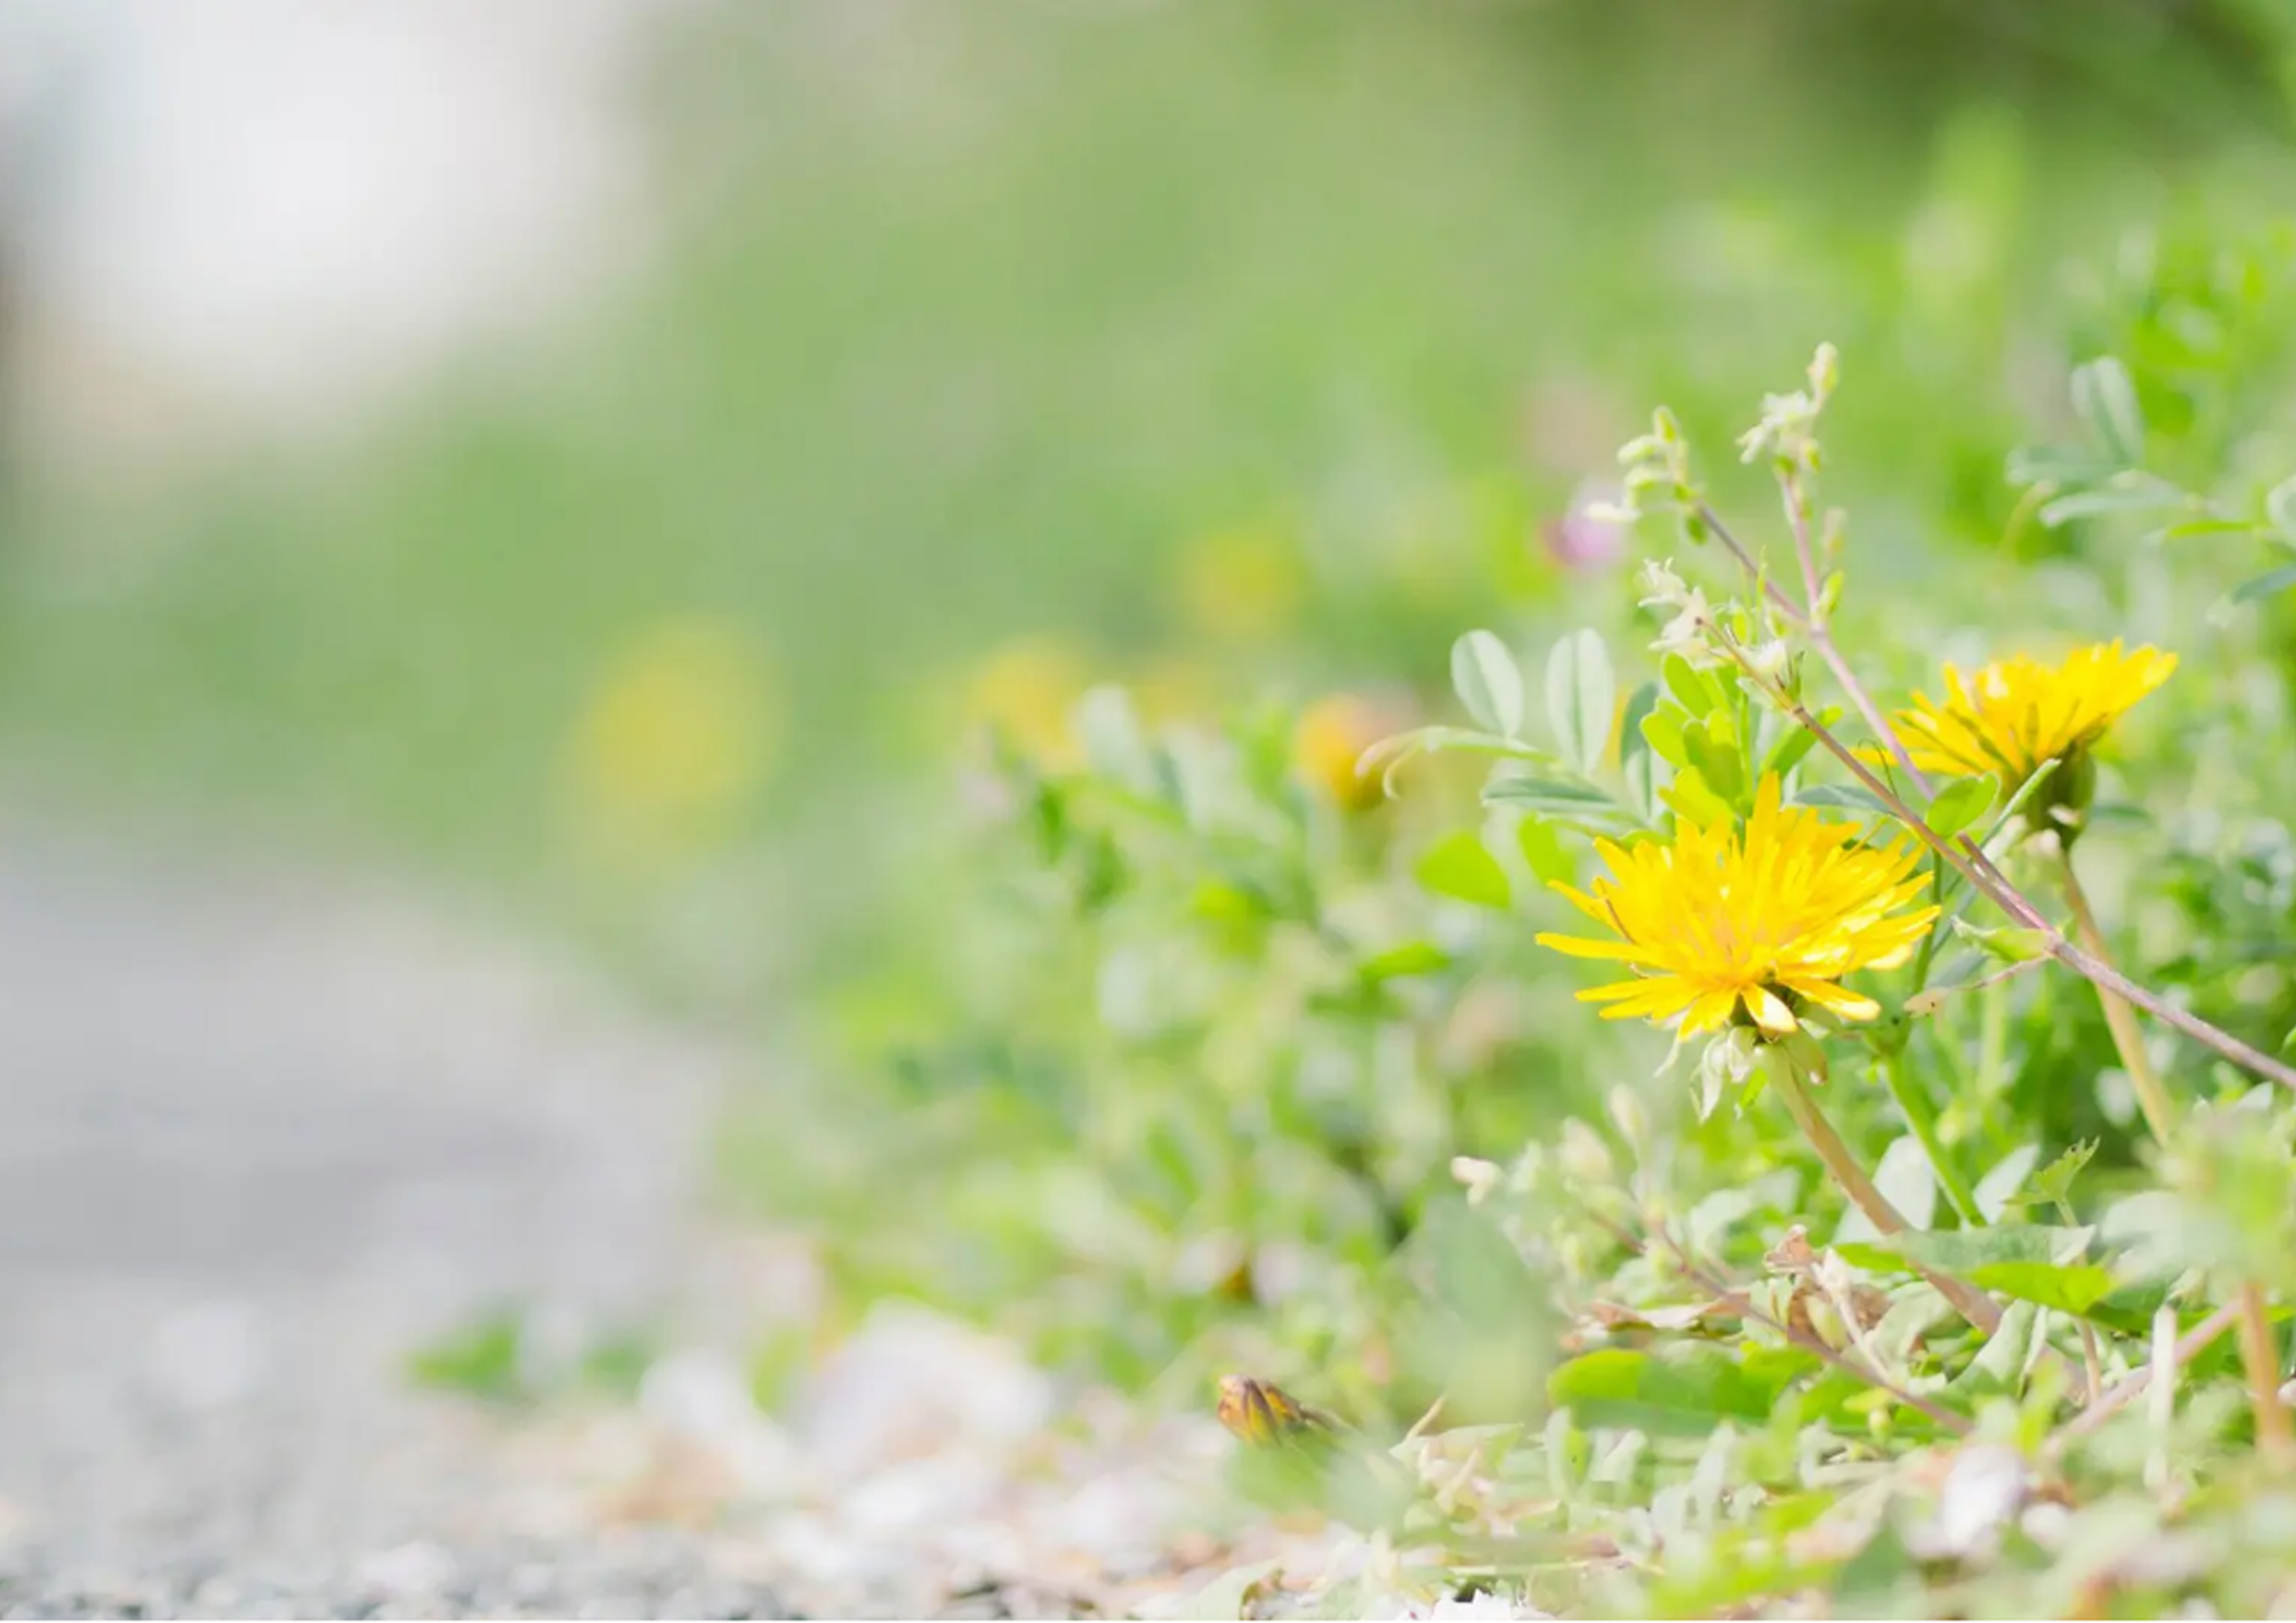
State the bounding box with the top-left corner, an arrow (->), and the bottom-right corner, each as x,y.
0,812 -> 803,1617
0,812 -> 1283,1620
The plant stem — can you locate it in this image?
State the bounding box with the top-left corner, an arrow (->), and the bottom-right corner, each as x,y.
2075,1317 -> 2105,1407
1778,688 -> 2296,1092
2049,1194 -> 2107,1406
1977,979 -> 2010,1101
1875,1052 -> 1983,1226
1701,498 -> 1931,789
1594,1211 -> 1973,1436
1763,1048 -> 2003,1335
2050,1302 -> 2241,1455
2058,847 -> 2292,1463
1907,953 -> 2047,1019
2058,855 -> 2178,1143
2240,1281 -> 2295,1465
1698,516 -> 2296,1094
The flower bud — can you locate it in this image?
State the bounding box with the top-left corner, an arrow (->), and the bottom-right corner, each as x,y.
1450,1156 -> 1503,1207
1293,694 -> 1401,812
1605,1085 -> 1649,1150
1558,1119 -> 1615,1187
1744,639 -> 1791,685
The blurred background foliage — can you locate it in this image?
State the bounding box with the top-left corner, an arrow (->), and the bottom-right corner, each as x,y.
8,0 -> 2296,1402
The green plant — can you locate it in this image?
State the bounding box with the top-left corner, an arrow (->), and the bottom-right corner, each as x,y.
1276,343 -> 2296,1614
792,296 -> 2296,1611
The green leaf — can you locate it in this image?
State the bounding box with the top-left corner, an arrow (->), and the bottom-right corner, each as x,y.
1619,681 -> 1666,823
2269,474 -> 2296,545
1763,723 -> 1823,780
1963,1259 -> 2116,1316
1689,710 -> 1745,802
2006,443 -> 2115,488
2231,563 -> 2296,606
2032,1141 -> 2097,1207
1951,919 -> 2052,963
2071,354 -> 2144,466
2083,1280 -> 2180,1340
408,1311 -> 529,1403
1358,940 -> 1453,982
1640,707 -> 1691,768
1414,830 -> 1511,910
1355,724 -> 1564,801
1848,1223 -> 2092,1276
2159,515 -> 2264,543
1660,764 -> 1732,829
1517,815 -> 1575,885
2038,476 -> 2184,528
1835,1135 -> 1935,1244
1925,774 -> 1998,838
1482,775 -> 1624,818
1662,652 -> 1723,719
1451,630 -> 1525,738
1980,757 -> 2060,841
1622,749 -> 1664,827
1546,1346 -> 1788,1436
1790,782 -> 1893,817
1958,1300 -> 2039,1393
1619,681 -> 1661,771
1833,1520 -> 1921,1616
1409,1203 -> 1554,1419
1974,1144 -> 2039,1222
1547,628 -> 1617,775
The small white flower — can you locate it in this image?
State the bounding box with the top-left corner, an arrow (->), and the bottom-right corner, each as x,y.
1450,1156 -> 1502,1207
1651,594 -> 1714,664
1744,638 -> 1791,684
1636,558 -> 1693,610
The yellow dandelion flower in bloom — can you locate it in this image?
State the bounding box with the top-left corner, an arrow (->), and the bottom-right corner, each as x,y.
1535,777 -> 1938,1038
1892,641 -> 2176,787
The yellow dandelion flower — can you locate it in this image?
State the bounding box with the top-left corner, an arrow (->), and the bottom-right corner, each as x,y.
958,635 -> 1094,765
1892,641 -> 2176,787
565,615 -> 777,849
1174,526 -> 1304,641
1293,692 -> 1406,812
1132,654 -> 1218,729
1535,776 -> 1938,1038
1215,1375 -> 1338,1448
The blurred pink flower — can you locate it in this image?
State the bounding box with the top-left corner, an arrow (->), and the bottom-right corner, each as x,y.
1542,480 -> 1628,573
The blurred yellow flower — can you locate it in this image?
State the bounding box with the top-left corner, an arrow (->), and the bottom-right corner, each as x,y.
1215,1374 -> 1338,1448
1891,640 -> 2176,787
566,615 -> 777,849
1293,693 -> 1400,812
1131,655 -> 1217,729
1174,526 -> 1304,641
1537,776 -> 1937,1037
958,635 -> 1093,764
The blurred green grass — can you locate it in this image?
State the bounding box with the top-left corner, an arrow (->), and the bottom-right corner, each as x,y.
0,3 -> 2286,1003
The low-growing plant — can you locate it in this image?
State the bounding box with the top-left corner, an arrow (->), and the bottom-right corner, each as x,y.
1196,341 -> 2296,1614
771,220 -> 2296,1613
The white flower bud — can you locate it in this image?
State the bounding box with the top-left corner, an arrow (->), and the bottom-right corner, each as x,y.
1558,1119 -> 1615,1187
1605,1084 -> 1648,1149
1450,1156 -> 1502,1207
